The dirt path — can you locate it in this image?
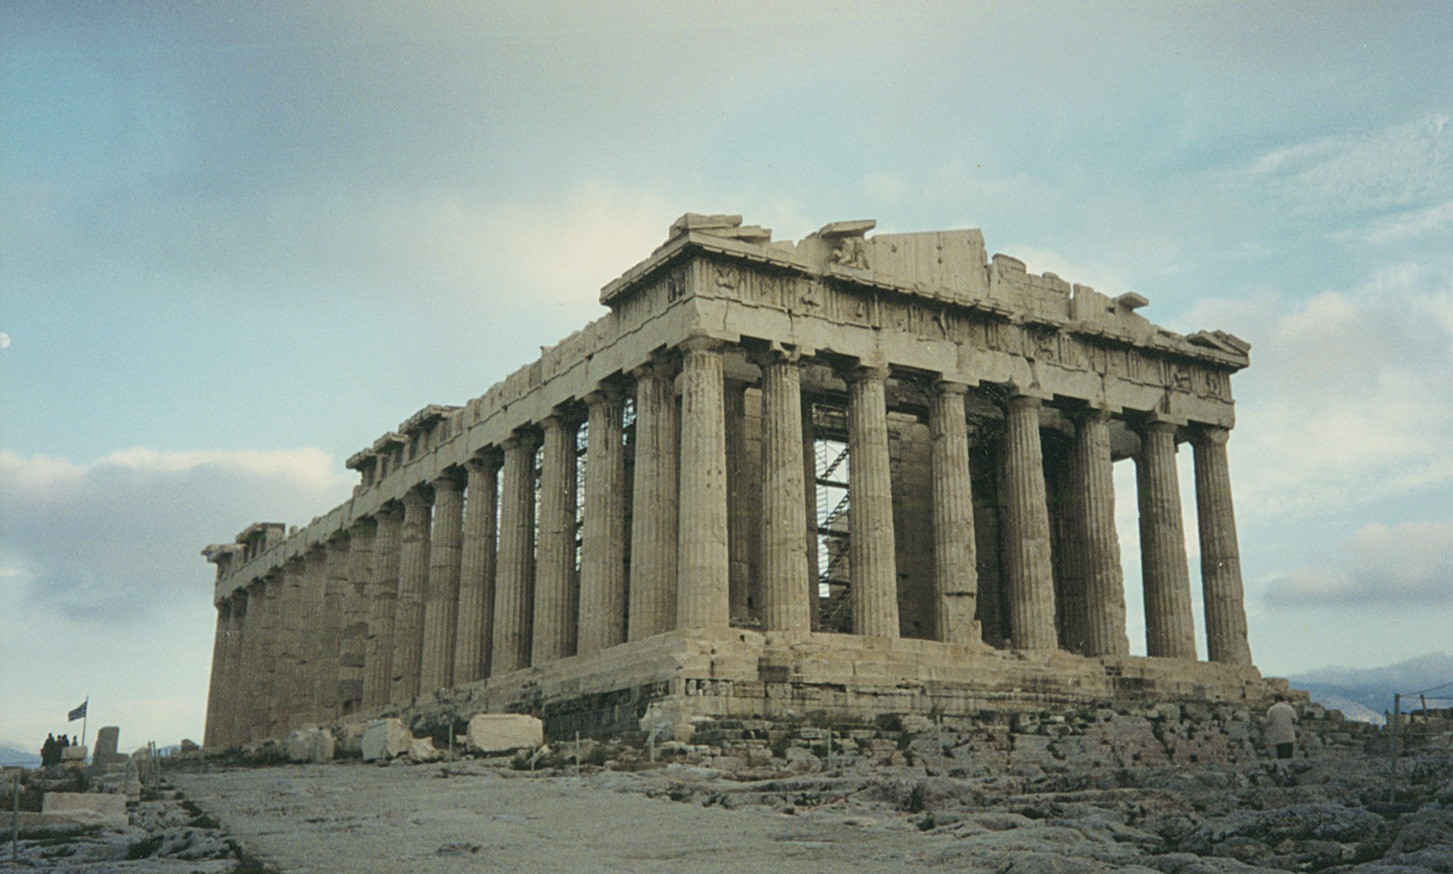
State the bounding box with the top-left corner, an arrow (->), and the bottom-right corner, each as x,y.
172,763 -> 956,873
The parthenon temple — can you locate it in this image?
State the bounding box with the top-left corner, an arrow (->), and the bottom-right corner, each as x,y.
203,214 -> 1272,749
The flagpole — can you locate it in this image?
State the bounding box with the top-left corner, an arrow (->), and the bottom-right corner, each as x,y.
82,695 -> 88,748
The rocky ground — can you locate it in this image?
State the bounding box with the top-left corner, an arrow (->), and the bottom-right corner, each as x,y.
8,731 -> 1452,872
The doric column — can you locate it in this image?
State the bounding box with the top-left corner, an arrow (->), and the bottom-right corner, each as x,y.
930,380 -> 979,644
758,349 -> 811,632
1001,395 -> 1058,650
250,575 -> 279,741
454,456 -> 499,684
1194,426 -> 1252,665
1069,410 -> 1130,656
492,433 -> 538,674
254,574 -> 281,737
1136,421 -> 1197,659
390,486 -> 433,702
420,474 -> 464,693
677,336 -> 731,629
313,537 -> 350,721
224,590 -> 249,747
628,360 -> 678,640
847,365 -> 899,637
337,519 -> 373,715
534,414 -> 580,663
803,395 -> 821,630
580,388 -> 628,651
362,504 -> 401,710
203,599 -> 232,749
276,555 -> 309,733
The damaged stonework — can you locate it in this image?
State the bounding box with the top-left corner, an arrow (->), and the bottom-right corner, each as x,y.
202,215 -> 1272,750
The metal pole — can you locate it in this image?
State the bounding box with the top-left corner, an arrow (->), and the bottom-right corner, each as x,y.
574,732 -> 581,776
82,696 -> 89,749
11,773 -> 19,865
1388,692 -> 1400,803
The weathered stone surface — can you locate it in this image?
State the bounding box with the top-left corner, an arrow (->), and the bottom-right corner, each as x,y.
466,713 -> 544,754
361,718 -> 413,762
42,792 -> 127,827
407,737 -> 441,763
285,727 -> 336,763
92,725 -> 123,768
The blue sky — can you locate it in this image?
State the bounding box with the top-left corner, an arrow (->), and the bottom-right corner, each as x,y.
3,2 -> 1451,749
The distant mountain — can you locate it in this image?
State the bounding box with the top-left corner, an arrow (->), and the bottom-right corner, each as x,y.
1288,652 -> 1453,725
0,744 -> 41,767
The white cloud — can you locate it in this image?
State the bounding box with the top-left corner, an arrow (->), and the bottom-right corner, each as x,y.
1266,520 -> 1453,606
0,447 -> 352,622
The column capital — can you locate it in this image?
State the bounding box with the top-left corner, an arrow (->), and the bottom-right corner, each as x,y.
847,363 -> 890,384
584,383 -> 625,408
934,379 -> 969,397
401,486 -> 433,511
431,472 -> 464,494
466,450 -> 501,472
501,431 -> 541,453
681,332 -> 726,355
1006,393 -> 1042,412
1194,424 -> 1231,446
750,343 -> 805,369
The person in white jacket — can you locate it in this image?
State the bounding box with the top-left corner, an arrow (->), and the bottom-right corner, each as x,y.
1266,695 -> 1298,761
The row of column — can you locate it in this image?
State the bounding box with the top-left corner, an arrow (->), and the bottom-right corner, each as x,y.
205,339 -> 1252,748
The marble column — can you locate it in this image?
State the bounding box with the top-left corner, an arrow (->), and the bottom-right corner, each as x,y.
362,504 -> 402,710
580,388 -> 628,651
1136,421 -> 1197,660
492,434 -> 538,674
1193,426 -> 1252,665
203,599 -> 232,749
676,336 -> 731,629
390,486 -> 433,702
337,519 -> 374,715
224,590 -> 249,747
1001,395 -> 1058,650
758,350 -> 811,632
1070,411 -> 1130,657
628,361 -> 678,640
420,474 -> 464,693
803,396 -> 821,630
251,575 -> 279,741
534,415 -> 580,663
454,456 -> 499,684
276,555 -> 309,733
725,381 -> 753,622
930,380 -> 979,644
847,365 -> 899,638
314,537 -> 350,721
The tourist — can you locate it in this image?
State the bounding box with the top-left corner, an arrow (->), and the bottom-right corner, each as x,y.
1266,695 -> 1298,762
41,733 -> 57,767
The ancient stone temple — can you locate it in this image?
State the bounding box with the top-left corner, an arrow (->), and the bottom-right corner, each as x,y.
202,214 -> 1268,749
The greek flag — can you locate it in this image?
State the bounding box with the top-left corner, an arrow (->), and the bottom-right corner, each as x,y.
67,700 -> 87,721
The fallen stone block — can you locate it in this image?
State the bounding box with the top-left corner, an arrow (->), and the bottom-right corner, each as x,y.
361,718 -> 413,762
42,791 -> 128,828
285,727 -> 336,764
466,713 -> 544,755
408,737 -> 441,764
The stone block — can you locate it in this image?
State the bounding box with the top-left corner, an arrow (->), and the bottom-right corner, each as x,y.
407,737 -> 441,763
285,727 -> 336,764
466,713 -> 544,755
361,718 -> 413,762
42,792 -> 127,828
60,745 -> 88,763
92,726 -> 123,768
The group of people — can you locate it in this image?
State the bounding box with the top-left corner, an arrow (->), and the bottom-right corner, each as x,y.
39,732 -> 78,766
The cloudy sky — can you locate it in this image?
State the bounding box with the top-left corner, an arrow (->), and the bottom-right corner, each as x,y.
3,2 -> 1451,750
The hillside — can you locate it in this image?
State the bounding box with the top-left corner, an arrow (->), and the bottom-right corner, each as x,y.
1288,651 -> 1453,724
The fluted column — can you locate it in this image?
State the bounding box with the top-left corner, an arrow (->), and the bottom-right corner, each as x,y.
203,599 -> 232,749
1194,426 -> 1252,665
1071,411 -> 1130,656
803,396 -> 821,630
492,434 -> 538,674
390,487 -> 433,702
1001,395 -> 1058,650
628,360 -> 678,640
251,575 -> 279,741
847,365 -> 899,637
224,591 -> 249,746
535,415 -> 580,663
677,336 -> 731,629
276,555 -> 309,733
362,504 -> 401,710
930,380 -> 979,644
580,389 -> 628,651
758,350 -> 811,632
1136,421 -> 1197,659
337,520 -> 373,715
313,537 -> 349,721
420,474 -> 464,693
454,456 -> 499,683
